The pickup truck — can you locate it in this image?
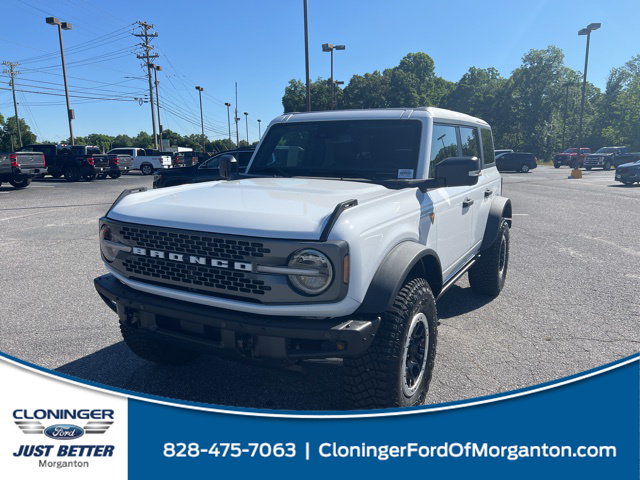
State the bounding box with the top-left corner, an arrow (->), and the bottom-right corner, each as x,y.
18,144 -> 105,182
553,147 -> 591,168
103,154 -> 132,179
584,147 -> 640,170
0,151 -> 46,188
107,148 -> 172,175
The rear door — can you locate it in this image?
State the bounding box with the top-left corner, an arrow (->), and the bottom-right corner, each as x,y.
463,126 -> 500,253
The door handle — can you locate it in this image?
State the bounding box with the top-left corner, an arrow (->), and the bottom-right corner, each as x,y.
463,198 -> 474,208
484,189 -> 492,198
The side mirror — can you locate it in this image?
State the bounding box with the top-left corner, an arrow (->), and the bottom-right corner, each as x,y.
219,154 -> 239,179
435,156 -> 481,187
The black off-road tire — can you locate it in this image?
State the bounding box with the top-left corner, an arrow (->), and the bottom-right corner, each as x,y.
64,165 -> 81,182
140,163 -> 154,175
554,163 -> 560,168
119,323 -> 200,365
108,171 -> 121,179
343,278 -> 438,409
469,219 -> 510,296
83,174 -> 96,182
10,177 -> 32,189
97,173 -> 108,179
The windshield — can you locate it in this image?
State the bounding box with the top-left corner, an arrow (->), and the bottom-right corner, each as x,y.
248,120 -> 422,180
596,147 -> 617,153
563,148 -> 577,153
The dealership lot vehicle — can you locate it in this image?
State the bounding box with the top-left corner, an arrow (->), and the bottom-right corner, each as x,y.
496,152 -> 537,173
103,154 -> 132,179
615,159 -> 640,185
584,147 -> 640,170
0,150 -> 46,188
153,148 -> 255,189
18,144 -> 105,182
107,147 -> 172,175
553,147 -> 591,168
95,108 -> 512,409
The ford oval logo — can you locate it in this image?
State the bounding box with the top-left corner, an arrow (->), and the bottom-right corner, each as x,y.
43,424 -> 84,440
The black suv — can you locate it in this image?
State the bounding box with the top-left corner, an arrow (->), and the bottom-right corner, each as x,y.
496,152 -> 537,173
152,148 -> 255,189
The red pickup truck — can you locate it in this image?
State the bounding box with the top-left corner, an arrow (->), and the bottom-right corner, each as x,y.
553,148 -> 591,168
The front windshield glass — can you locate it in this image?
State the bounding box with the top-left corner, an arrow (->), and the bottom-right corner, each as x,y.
564,148 -> 577,153
596,147 -> 616,153
248,120 -> 421,180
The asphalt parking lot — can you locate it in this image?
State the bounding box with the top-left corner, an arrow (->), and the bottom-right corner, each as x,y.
0,167 -> 638,410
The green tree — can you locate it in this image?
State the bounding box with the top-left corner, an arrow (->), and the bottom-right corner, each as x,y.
0,116 -> 37,151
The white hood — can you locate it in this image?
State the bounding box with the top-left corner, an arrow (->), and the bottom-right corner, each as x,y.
107,177 -> 390,239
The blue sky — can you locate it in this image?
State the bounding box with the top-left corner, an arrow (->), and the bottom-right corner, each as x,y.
0,0 -> 637,144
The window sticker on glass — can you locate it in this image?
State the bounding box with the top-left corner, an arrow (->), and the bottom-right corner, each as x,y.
397,169 -> 414,178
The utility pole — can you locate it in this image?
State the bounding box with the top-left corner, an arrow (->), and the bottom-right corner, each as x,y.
135,21 -> 159,149
195,86 -> 205,153
235,82 -> 239,147
2,61 -> 22,147
151,64 -> 162,149
303,0 -> 311,111
224,102 -> 232,145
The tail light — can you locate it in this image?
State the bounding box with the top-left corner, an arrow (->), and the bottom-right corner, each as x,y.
86,157 -> 95,166
41,154 -> 46,167
10,154 -> 18,168
113,156 -> 119,165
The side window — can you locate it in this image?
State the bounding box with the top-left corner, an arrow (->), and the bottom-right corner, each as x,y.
459,127 -> 480,159
480,128 -> 495,167
137,149 -> 146,156
429,124 -> 458,178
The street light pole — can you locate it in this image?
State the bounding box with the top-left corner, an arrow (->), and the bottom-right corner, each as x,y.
244,112 -> 249,144
195,86 -> 205,153
224,102 -> 232,145
322,43 -> 345,110
561,82 -> 573,151
303,0 -> 311,111
46,17 -> 74,145
257,119 -> 261,139
152,64 -> 162,148
573,22 -> 601,179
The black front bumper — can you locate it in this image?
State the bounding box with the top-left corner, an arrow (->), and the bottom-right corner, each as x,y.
94,274 -> 379,363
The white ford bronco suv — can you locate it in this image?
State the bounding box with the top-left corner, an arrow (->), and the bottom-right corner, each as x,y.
94,108 -> 512,409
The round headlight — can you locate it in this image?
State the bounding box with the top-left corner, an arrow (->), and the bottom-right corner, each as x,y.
100,225 -> 131,262
288,249 -> 333,295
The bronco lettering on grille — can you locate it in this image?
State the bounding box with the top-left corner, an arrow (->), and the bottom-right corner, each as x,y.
132,247 -> 252,272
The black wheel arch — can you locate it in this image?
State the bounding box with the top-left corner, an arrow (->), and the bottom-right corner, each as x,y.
357,242 -> 443,314
481,196 -> 512,250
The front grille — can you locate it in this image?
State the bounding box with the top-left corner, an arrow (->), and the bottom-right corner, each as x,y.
105,219 -> 348,304
123,256 -> 271,295
119,225 -> 271,261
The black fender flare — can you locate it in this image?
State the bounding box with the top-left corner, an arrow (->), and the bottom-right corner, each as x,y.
357,242 -> 443,314
481,196 -> 512,250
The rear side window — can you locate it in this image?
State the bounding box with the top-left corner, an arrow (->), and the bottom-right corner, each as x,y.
459,127 -> 480,159
481,128 -> 495,167
137,149 -> 146,156
429,124 -> 458,178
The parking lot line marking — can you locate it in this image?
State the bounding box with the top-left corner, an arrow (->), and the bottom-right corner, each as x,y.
0,212 -> 46,222
512,214 -> 529,216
